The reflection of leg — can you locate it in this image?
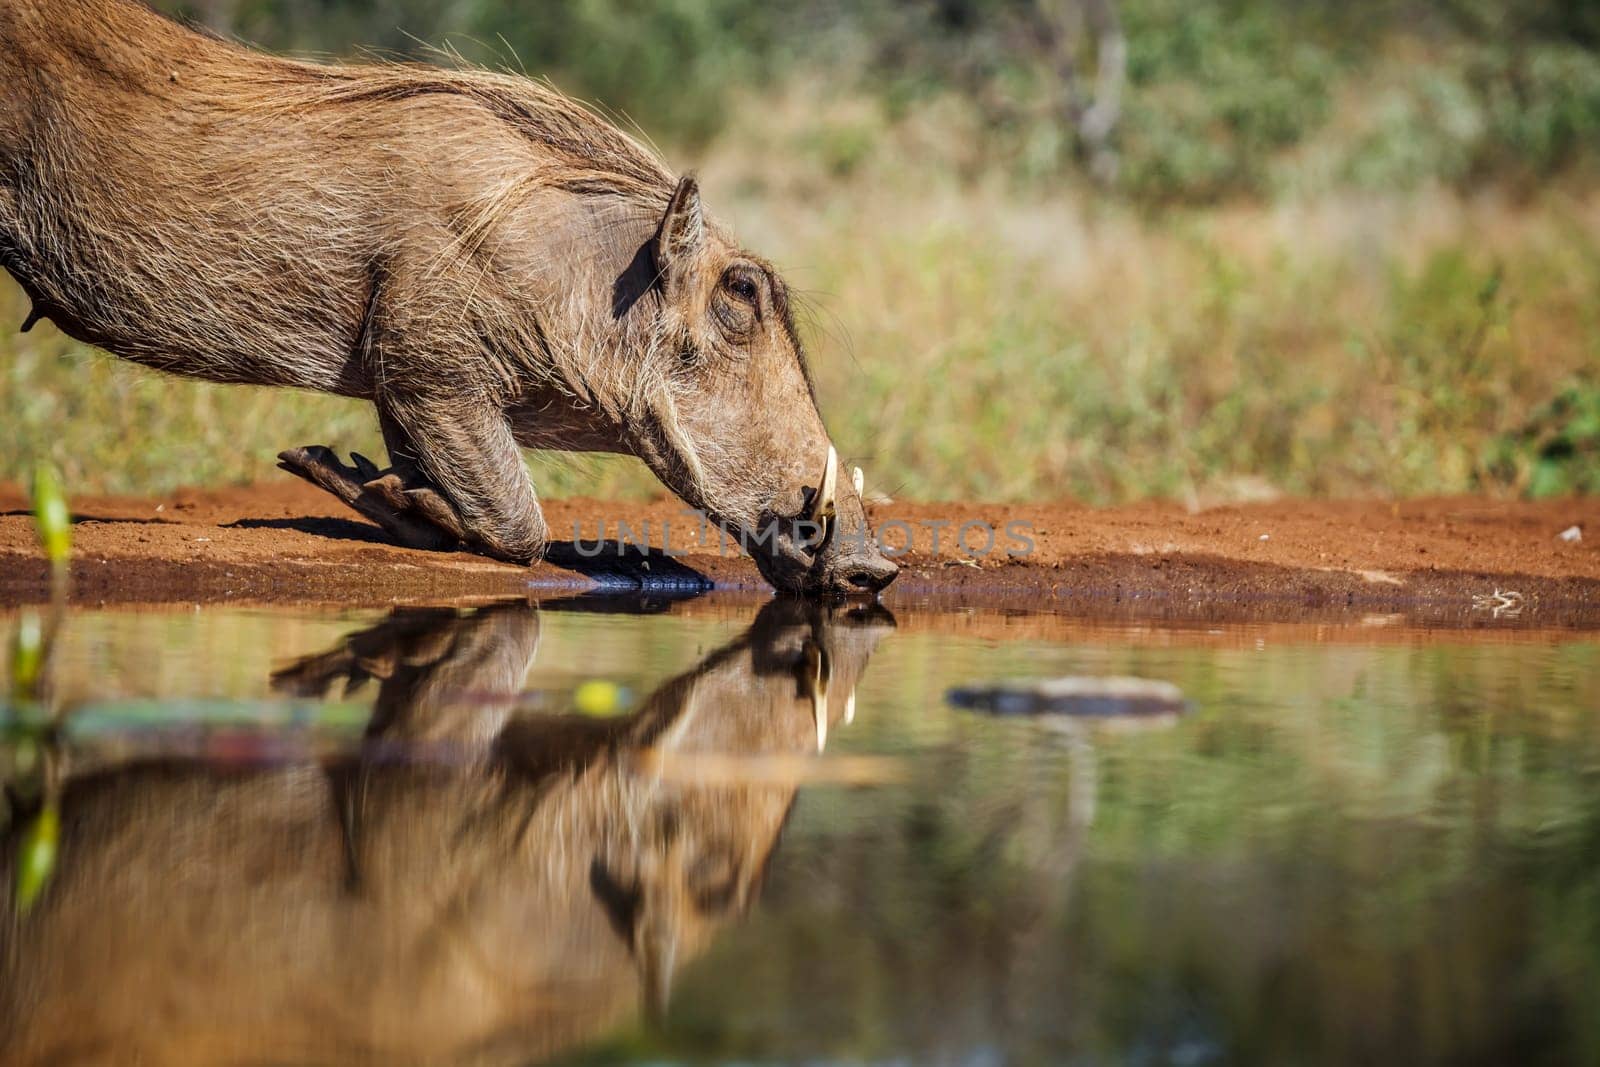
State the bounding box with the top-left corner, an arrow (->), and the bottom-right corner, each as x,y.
381,393 -> 548,564
269,607 -> 460,703
325,759 -> 366,892
290,602 -> 543,888
376,604 -> 541,750
273,604 -> 541,750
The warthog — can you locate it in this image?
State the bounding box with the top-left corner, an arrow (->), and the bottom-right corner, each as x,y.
0,599 -> 894,1064
0,0 -> 897,595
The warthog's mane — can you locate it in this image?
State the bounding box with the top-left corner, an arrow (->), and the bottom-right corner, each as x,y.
115,0 -> 676,207
264,61 -> 678,210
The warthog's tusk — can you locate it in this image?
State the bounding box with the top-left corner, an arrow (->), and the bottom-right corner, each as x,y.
851,466 -> 864,497
844,687 -> 856,725
809,444 -> 838,526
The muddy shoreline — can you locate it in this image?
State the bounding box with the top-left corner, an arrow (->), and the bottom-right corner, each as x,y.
2,481 -> 1597,626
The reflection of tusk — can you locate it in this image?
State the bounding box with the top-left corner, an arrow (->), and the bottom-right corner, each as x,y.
804,643 -> 829,753
809,444 -> 838,524
813,684 -> 827,753
851,466 -> 864,497
637,917 -> 677,1023
843,687 -> 856,725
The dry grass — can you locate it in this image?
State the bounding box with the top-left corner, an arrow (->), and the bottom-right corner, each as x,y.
702,91 -> 1600,503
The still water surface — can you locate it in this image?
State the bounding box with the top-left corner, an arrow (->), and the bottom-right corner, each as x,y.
1,598 -> 1598,1065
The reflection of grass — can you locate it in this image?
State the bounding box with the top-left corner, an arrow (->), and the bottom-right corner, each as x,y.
2,120 -> 1596,504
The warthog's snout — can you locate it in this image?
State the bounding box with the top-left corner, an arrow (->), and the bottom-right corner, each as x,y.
749,527 -> 899,598
827,548 -> 899,594
747,446 -> 898,598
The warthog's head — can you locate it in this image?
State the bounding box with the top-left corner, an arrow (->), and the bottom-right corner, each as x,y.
615,177 -> 897,597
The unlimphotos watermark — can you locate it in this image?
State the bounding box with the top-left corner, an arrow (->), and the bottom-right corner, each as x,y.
566,510 -> 1036,559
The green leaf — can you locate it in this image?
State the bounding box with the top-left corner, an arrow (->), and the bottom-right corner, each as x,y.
15,804 -> 59,914
8,612 -> 42,702
29,463 -> 71,567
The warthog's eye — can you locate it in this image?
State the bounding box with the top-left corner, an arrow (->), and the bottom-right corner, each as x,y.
712,267 -> 763,346
721,267 -> 761,307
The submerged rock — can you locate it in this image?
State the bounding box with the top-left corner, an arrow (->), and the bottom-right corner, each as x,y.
948,676 -> 1188,718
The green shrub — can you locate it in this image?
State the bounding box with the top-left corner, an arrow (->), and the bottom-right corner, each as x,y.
1483,382 -> 1600,497
1118,2 -> 1339,202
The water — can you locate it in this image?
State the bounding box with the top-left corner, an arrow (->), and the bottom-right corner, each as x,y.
2,597 -> 1599,1065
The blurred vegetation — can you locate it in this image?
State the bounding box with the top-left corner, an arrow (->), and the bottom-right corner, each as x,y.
2,0 -> 1598,502
160,0 -> 1600,202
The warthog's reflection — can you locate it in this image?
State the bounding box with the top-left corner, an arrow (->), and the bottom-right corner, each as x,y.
0,599 -> 893,1065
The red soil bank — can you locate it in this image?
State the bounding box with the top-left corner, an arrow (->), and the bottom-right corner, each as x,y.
1,481 -> 1597,621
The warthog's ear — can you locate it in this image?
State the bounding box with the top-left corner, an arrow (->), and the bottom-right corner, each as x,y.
653,175 -> 705,297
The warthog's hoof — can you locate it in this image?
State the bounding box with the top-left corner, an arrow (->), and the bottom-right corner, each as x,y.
277,445 -> 465,553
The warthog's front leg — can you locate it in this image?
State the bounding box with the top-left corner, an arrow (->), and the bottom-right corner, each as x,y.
380,393 -> 549,563
279,395 -> 548,564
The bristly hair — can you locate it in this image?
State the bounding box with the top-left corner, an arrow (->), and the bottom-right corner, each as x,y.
271,63 -> 678,208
